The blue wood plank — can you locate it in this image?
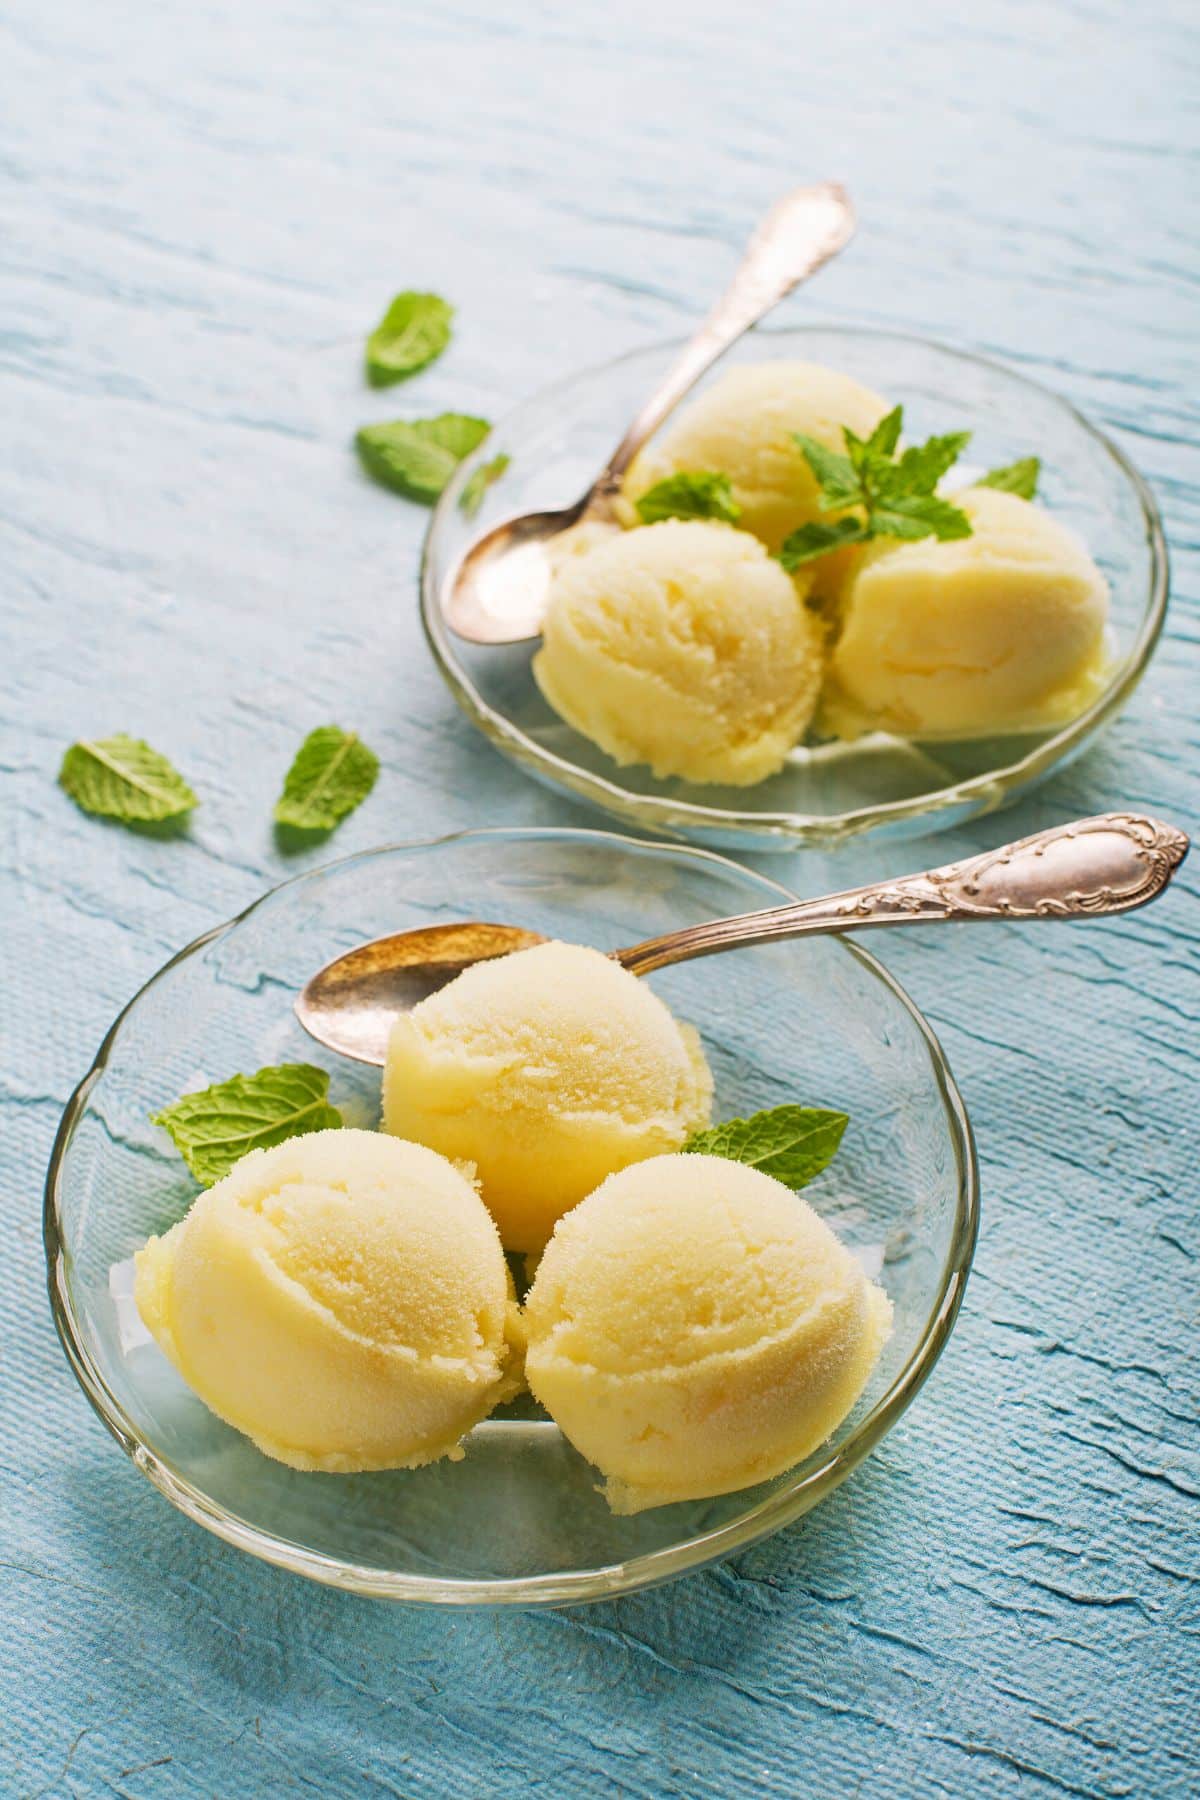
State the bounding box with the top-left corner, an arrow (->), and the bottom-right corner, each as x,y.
2,0 -> 1196,1794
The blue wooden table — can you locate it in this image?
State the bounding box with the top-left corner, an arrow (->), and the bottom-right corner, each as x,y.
3,2 -> 1197,1793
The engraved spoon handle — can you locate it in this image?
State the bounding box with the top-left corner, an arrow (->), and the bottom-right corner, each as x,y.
596,182 -> 855,489
616,814 -> 1190,977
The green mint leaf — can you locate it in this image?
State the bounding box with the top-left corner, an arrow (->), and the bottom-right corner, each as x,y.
153,1063 -> 343,1186
883,430 -> 973,499
683,1104 -> 849,1189
792,434 -> 863,509
460,451 -> 511,517
842,429 -> 869,474
59,735 -> 197,825
790,415 -> 978,564
862,406 -> 904,459
365,291 -> 453,386
870,492 -> 974,543
778,515 -> 870,570
634,470 -> 742,525
274,726 -> 379,833
978,456 -> 1041,500
356,414 -> 491,503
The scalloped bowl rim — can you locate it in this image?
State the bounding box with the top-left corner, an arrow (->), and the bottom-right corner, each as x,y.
422,326 -> 1168,848
45,826 -> 979,1606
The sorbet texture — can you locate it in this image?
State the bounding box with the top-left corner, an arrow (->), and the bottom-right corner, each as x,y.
824,486 -> 1111,738
383,942 -> 712,1251
532,520 -> 824,786
524,1153 -> 892,1513
620,361 -> 890,554
135,1128 -> 516,1472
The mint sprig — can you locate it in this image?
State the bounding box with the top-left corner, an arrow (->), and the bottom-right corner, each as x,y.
59,735 -> 197,826
365,291 -> 453,386
274,726 -> 379,833
634,470 -> 742,526
978,456 -> 1040,500
683,1104 -> 849,1189
356,413 -> 491,502
869,491 -> 975,543
780,407 -> 973,570
153,1064 -> 343,1186
773,515 -> 870,565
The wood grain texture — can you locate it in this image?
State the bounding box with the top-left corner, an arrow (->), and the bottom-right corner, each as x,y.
2,0 -> 1197,1794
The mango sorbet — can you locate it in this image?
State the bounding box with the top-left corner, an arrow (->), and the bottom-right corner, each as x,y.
135,1129 -> 517,1472
383,942 -> 712,1251
533,520 -> 824,786
620,360 -> 890,554
824,486 -> 1111,739
525,1153 -> 892,1514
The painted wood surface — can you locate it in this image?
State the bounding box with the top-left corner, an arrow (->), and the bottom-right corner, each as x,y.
2,1 -> 1196,1793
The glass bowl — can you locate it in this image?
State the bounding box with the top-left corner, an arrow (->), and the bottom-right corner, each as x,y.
46,828 -> 977,1606
423,327 -> 1166,852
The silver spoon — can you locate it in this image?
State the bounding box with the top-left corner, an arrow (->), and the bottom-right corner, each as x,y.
296,813 -> 1188,1065
442,182 -> 856,646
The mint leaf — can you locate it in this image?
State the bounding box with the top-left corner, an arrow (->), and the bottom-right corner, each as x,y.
778,515 -> 870,569
274,726 -> 379,832
365,291 -> 453,386
683,1104 -> 849,1189
59,735 -> 197,825
356,414 -> 491,502
792,434 -> 862,508
460,451 -> 511,517
978,456 -> 1040,500
870,492 -> 973,542
862,406 -> 904,459
153,1064 -> 343,1186
634,470 -> 742,525
885,430 -> 972,497
785,409 -> 984,571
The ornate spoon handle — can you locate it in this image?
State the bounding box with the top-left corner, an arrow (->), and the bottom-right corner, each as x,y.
598,182 -> 855,488
617,814 -> 1190,977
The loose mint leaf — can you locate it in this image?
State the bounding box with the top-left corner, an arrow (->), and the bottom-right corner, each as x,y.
884,430 -> 972,499
792,434 -> 862,508
978,456 -> 1041,500
778,515 -> 870,570
684,1104 -> 849,1189
153,1063 -> 343,1186
365,291 -> 453,386
634,470 -> 742,525
356,414 -> 491,503
59,735 -> 197,825
274,726 -> 379,832
870,492 -> 973,543
460,451 -> 511,517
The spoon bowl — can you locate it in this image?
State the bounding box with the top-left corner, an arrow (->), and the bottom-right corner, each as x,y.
296,920 -> 547,1062
444,501 -> 607,646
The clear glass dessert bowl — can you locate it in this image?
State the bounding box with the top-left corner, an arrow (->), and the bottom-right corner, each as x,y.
423,327 -> 1166,852
46,828 -> 977,1606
